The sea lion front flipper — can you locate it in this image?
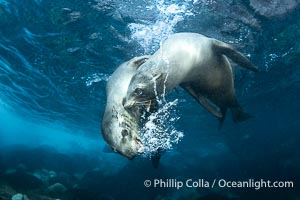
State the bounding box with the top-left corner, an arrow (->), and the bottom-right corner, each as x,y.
150,148 -> 164,168
212,40 -> 258,72
197,95 -> 223,119
180,84 -> 223,119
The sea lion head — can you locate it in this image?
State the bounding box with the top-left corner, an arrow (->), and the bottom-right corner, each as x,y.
123,72 -> 164,109
102,111 -> 144,159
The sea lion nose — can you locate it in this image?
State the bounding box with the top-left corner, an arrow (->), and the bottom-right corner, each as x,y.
135,137 -> 144,154
122,97 -> 127,107
137,147 -> 144,154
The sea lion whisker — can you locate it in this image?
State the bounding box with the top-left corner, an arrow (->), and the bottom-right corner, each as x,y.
135,99 -> 155,105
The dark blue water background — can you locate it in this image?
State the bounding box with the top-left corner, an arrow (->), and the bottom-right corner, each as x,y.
0,0 -> 300,199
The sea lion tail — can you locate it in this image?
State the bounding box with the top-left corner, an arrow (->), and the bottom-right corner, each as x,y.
231,106 -> 254,122
212,40 -> 258,72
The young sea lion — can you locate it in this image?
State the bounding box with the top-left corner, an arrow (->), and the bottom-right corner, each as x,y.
123,33 -> 258,125
102,56 -> 150,159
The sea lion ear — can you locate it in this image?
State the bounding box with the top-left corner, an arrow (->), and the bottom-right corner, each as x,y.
153,73 -> 165,82
130,55 -> 150,68
152,73 -> 166,84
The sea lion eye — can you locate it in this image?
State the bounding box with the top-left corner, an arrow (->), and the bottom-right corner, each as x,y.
134,88 -> 144,96
121,129 -> 129,137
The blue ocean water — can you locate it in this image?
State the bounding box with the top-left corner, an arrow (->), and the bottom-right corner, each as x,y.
0,0 -> 299,199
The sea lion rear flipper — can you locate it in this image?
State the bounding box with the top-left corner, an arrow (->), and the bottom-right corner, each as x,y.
180,84 -> 223,118
212,40 -> 258,72
231,105 -> 254,122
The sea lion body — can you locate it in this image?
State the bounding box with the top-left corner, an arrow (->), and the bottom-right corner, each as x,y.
123,33 -> 258,124
102,56 -> 149,159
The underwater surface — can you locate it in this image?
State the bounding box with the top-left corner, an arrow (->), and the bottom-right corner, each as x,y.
0,0 -> 300,199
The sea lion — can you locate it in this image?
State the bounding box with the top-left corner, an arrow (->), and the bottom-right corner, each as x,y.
101,56 -> 150,159
123,32 -> 258,125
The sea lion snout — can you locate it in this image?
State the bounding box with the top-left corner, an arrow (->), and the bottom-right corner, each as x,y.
135,136 -> 144,153
122,97 -> 135,109
121,137 -> 144,159
122,97 -> 127,107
